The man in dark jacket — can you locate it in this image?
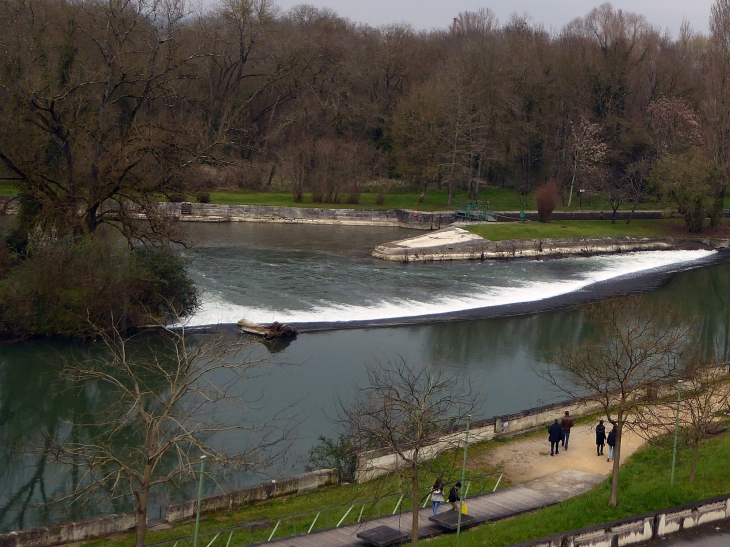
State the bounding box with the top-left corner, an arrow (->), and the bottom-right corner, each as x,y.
548,419 -> 562,456
595,420 -> 606,456
561,411 -> 574,450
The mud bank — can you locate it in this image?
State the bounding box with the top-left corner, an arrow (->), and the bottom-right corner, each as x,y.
372,226 -> 730,262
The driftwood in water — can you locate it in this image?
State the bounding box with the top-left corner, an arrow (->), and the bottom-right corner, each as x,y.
237,320 -> 298,340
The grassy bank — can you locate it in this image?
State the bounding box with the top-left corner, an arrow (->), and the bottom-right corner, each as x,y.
427,430 -> 730,547
465,219 -> 687,241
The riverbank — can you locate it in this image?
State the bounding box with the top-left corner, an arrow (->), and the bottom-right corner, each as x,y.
372,226 -> 730,262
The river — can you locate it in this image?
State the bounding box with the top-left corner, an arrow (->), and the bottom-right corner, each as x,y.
1,222 -> 730,532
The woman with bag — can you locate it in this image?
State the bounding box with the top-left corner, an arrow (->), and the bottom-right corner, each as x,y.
430,479 -> 444,516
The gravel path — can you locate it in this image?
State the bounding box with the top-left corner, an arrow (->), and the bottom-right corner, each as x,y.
471,422 -> 646,483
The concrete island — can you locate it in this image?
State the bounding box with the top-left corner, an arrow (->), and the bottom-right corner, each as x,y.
372,226 -> 730,262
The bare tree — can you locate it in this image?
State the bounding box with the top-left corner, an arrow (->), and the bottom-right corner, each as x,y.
566,117 -> 607,207
47,322 -> 293,547
339,359 -> 479,547
541,297 -> 691,506
634,359 -> 730,482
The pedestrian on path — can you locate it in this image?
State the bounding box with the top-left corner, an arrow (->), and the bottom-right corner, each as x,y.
595,419 -> 606,456
548,419 -> 562,456
607,425 -> 616,462
561,411 -> 574,450
448,482 -> 461,511
431,479 -> 444,516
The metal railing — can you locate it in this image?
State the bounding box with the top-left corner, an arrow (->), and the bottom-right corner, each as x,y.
145,472 -> 504,547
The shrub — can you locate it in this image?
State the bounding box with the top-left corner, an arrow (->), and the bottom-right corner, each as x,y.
0,236 -> 199,338
196,192 -> 211,203
536,180 -> 559,223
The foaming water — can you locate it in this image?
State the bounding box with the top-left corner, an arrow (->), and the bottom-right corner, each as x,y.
184,249 -> 716,326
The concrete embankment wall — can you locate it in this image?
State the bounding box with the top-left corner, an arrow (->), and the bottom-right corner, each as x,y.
512,494 -> 730,547
0,469 -> 337,547
163,468 -> 337,523
157,203 -> 455,230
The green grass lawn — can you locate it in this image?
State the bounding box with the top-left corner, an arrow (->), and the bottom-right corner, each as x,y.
426,429 -> 730,547
83,454 -> 502,547
465,219 -> 687,241
205,187 -> 663,212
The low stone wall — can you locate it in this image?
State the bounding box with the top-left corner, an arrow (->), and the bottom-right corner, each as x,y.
0,469 -> 337,547
0,513 -> 137,547
157,203 -> 456,230
511,494 -> 730,547
163,468 -> 338,523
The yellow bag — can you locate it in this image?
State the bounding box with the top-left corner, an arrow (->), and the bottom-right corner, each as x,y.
461,502 -> 468,516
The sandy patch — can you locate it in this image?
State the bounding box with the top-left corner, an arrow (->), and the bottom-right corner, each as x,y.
393,227 -> 484,249
471,423 -> 645,484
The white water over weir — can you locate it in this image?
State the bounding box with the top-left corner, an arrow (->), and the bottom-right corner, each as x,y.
185,249 -> 716,327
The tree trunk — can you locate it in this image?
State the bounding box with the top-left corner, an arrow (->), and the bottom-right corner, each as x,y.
626,199 -> 638,225
135,466 -> 152,547
567,169 -> 576,208
411,460 -> 419,546
611,202 -> 620,224
475,155 -> 483,203
690,440 -> 699,482
609,422 -> 622,507
448,161 -> 455,207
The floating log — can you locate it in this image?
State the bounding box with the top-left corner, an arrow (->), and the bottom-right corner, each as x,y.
237,319 -> 298,340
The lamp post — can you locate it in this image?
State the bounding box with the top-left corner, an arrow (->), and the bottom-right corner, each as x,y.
456,414 -> 471,539
670,381 -> 683,486
193,455 -> 207,547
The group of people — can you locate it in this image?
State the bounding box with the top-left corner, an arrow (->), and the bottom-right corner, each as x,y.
429,480 -> 462,516
594,419 -> 617,461
547,411 -> 617,461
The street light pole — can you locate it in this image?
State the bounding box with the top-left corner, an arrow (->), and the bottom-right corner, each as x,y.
670,380 -> 683,486
456,414 -> 471,539
193,455 -> 207,547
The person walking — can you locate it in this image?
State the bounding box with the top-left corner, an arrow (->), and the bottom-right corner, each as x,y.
548,418 -> 562,456
607,425 -> 616,462
595,420 -> 606,456
448,482 -> 461,511
431,479 -> 444,516
561,411 -> 574,450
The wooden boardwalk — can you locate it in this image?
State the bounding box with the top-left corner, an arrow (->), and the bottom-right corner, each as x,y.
260,470 -> 604,547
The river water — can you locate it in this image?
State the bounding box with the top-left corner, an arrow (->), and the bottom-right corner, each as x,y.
2,222 -> 730,532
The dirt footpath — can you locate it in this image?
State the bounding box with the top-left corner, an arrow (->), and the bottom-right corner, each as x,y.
471,423 -> 646,484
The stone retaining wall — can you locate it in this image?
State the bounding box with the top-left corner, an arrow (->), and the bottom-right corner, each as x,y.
511,494 -> 730,547
156,203 -> 456,230
163,468 -> 338,523
0,513 -> 137,547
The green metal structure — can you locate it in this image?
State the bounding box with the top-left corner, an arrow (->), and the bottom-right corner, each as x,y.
454,201 -> 497,222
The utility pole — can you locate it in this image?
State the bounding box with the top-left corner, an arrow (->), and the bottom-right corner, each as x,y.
193,455 -> 207,547
671,381 -> 683,485
457,414 -> 471,539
